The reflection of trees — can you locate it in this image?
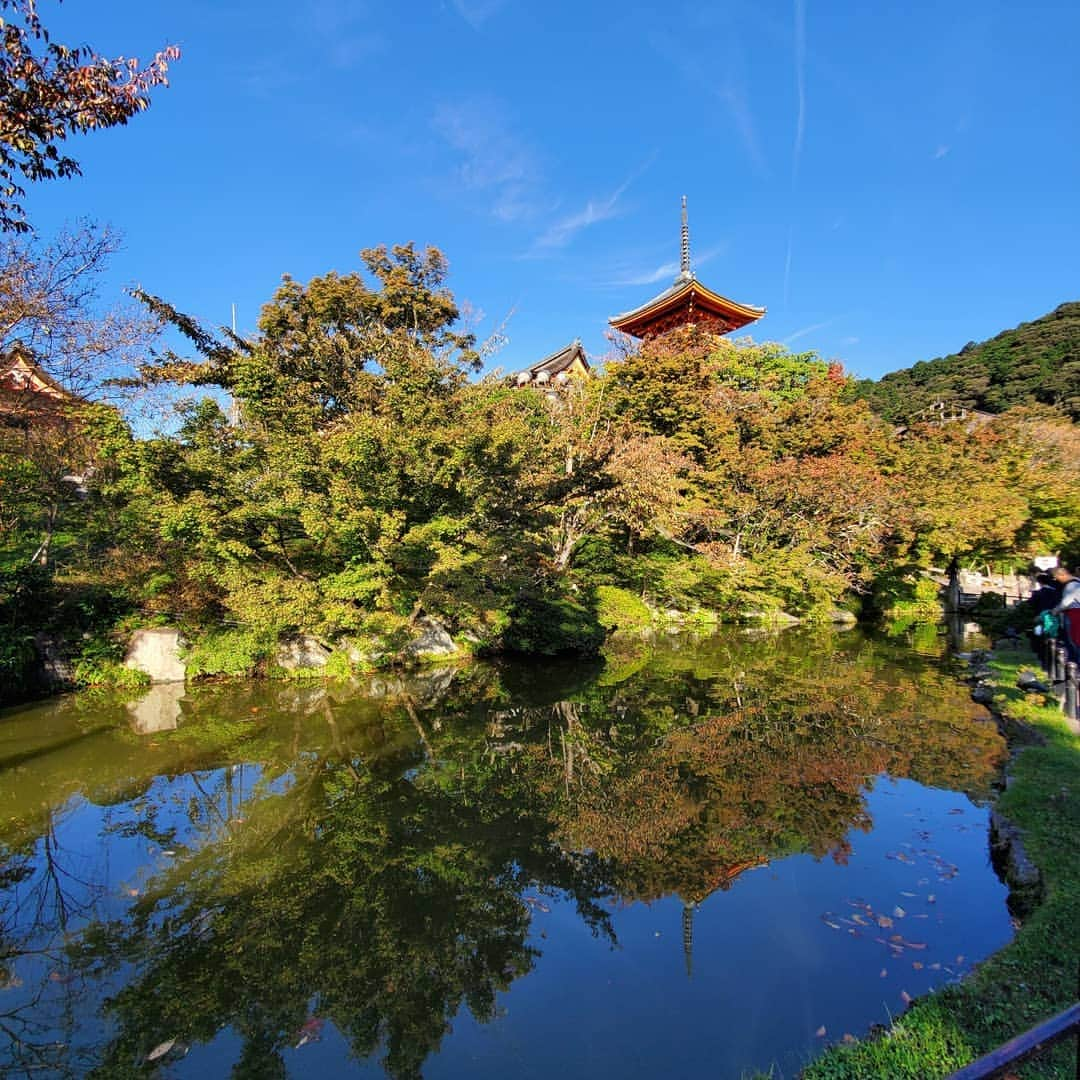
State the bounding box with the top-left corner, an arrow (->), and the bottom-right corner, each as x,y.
0,807 -> 111,1078
0,630 -> 1007,1078
76,735 -> 614,1080
504,631 -> 1005,911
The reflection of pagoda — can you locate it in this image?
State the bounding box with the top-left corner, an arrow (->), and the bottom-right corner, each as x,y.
609,198 -> 765,340
678,856 -> 766,978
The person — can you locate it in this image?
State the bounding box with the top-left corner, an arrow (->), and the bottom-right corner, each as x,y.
1029,572 -> 1061,616
1050,565 -> 1080,663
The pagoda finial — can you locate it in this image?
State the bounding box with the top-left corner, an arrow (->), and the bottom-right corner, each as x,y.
679,195 -> 691,280
682,902 -> 695,978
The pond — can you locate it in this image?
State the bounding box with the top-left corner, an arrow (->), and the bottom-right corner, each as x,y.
0,628 -> 1014,1079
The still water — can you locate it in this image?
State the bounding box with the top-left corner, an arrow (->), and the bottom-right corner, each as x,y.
0,628 -> 1013,1078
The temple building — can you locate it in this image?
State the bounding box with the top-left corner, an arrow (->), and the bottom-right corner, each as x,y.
0,344 -> 76,427
512,339 -> 590,390
609,197 -> 765,340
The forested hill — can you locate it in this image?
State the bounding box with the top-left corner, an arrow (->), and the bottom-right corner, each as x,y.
854,301 -> 1080,422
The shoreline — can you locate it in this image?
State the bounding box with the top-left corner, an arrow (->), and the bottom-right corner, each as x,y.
802,643 -> 1079,1078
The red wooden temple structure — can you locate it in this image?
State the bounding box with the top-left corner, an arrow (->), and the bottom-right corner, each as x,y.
609,197 -> 765,340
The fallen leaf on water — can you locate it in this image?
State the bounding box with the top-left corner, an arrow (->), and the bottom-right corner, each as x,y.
879,968 -> 888,978
893,906 -> 907,918
877,915 -> 893,928
842,1033 -> 857,1045
918,877 -> 930,886
147,1040 -> 176,1062
815,1026 -> 827,1038
929,963 -> 941,971
852,913 -> 870,926
901,990 -> 912,1004
295,1016 -> 324,1049
948,808 -> 964,815
906,941 -> 928,950
956,955 -> 965,965
912,961 -> 924,970
889,934 -> 904,943
900,891 -> 917,898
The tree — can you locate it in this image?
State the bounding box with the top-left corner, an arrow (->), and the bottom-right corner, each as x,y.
0,222 -> 154,402
0,223 -> 156,565
0,0 -> 179,232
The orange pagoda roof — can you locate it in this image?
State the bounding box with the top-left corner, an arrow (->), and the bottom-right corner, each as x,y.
609,198 -> 765,340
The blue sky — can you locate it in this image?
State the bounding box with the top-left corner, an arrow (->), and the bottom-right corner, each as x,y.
25,0 -> 1080,380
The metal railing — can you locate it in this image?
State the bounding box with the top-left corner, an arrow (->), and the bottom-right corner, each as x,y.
946,1001 -> 1080,1079
1032,633 -> 1080,729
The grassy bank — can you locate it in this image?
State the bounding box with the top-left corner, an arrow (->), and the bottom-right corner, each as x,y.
803,647 -> 1079,1079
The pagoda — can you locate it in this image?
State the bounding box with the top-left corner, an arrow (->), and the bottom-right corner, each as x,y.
609,198 -> 765,340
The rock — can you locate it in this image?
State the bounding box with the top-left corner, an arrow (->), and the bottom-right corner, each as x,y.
971,685 -> 995,705
127,682 -> 185,734
125,628 -> 186,683
968,665 -> 994,681
1016,670 -> 1050,694
276,635 -> 331,672
402,618 -> 458,662
829,609 -> 858,625
32,632 -> 74,692
989,809 -> 1044,916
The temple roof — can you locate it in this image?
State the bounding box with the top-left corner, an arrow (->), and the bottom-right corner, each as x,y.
609,275 -> 765,339
609,197 -> 765,339
512,340 -> 591,387
0,345 -> 75,422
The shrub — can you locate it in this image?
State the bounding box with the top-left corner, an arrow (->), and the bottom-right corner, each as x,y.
184,629 -> 270,678
594,585 -> 653,633
503,590 -> 605,655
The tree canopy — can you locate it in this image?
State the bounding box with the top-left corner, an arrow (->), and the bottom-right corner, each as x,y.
0,0 -> 179,232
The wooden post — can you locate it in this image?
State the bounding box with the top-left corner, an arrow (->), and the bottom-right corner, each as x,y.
1065,662 -> 1078,724
947,558 -> 961,614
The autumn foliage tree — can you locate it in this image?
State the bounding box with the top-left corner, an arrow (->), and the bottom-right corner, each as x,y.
0,0 -> 179,232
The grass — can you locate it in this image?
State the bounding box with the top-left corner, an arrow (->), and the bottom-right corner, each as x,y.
803,646 -> 1080,1079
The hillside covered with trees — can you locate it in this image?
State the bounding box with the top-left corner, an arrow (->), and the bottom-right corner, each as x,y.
855,301 -> 1080,422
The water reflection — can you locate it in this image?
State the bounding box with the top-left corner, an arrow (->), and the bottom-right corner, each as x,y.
0,629 -> 1008,1078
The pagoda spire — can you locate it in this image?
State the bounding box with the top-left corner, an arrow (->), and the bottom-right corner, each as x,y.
682,901 -> 695,978
679,195 -> 691,281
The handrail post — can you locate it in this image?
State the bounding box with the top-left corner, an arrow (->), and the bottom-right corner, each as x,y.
1053,641 -> 1067,683
1065,662 -> 1078,724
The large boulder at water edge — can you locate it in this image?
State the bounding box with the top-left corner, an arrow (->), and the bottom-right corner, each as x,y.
276,635 -> 331,672
403,617 -> 459,662
125,628 -> 186,683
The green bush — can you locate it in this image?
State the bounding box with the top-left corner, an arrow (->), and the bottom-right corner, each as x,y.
184,629 -> 270,678
594,585 -> 653,633
503,591 -> 605,656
